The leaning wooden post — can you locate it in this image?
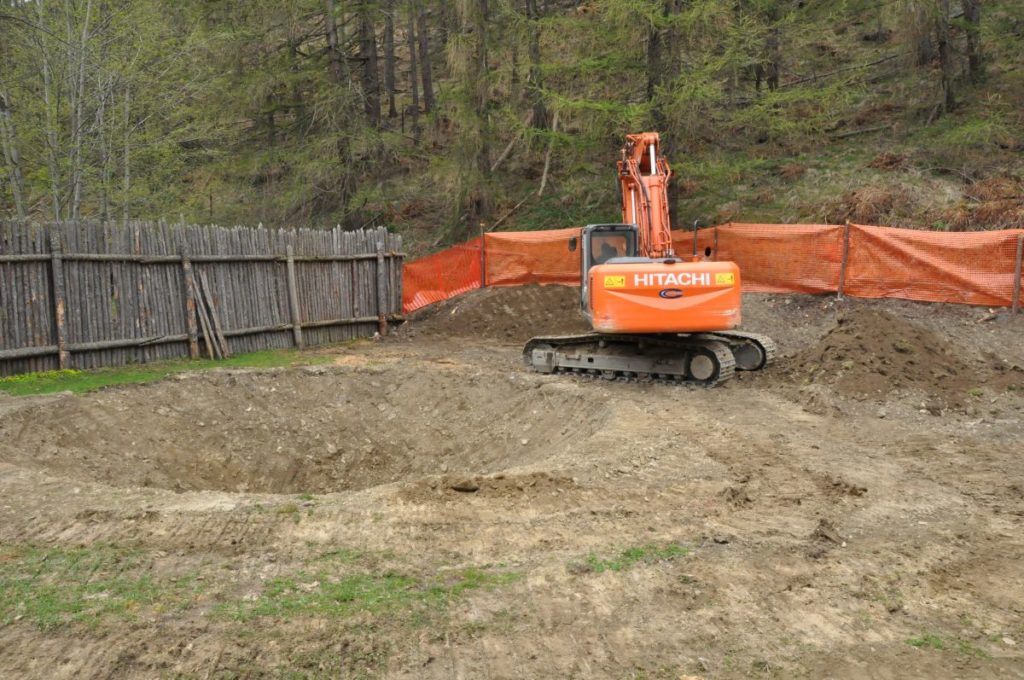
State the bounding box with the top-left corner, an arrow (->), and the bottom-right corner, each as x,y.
1013,233 -> 1024,315
180,250 -> 200,359
285,245 -> 304,348
48,232 -> 70,369
376,239 -> 389,336
837,221 -> 852,299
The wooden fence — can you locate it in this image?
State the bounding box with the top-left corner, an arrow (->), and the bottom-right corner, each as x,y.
0,221 -> 403,377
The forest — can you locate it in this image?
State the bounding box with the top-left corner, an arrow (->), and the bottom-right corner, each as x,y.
1,0 -> 1021,253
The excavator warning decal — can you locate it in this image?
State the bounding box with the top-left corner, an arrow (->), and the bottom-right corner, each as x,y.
604,275 -> 626,289
715,273 -> 735,285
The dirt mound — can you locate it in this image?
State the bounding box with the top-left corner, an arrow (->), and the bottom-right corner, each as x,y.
404,284 -> 590,343
781,307 -> 1019,405
399,471 -> 579,504
0,365 -> 608,494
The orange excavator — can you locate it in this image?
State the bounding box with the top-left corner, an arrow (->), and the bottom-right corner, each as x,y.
524,132 -> 775,385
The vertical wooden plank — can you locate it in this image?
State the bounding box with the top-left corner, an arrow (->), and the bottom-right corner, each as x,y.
837,221 -> 851,300
49,232 -> 70,368
1013,233 -> 1023,315
181,250 -> 200,359
376,236 -> 388,336
286,245 -> 304,347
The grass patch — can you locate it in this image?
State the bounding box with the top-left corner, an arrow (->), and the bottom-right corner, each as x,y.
907,633 -> 944,650
0,348 -> 330,396
956,639 -> 990,658
313,548 -> 365,563
0,545 -> 202,630
216,566 -> 521,623
582,543 -> 690,574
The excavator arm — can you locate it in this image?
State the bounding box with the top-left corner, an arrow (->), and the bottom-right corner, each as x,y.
617,133 -> 675,259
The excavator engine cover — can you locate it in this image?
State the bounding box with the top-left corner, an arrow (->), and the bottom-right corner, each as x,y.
589,260 -> 741,334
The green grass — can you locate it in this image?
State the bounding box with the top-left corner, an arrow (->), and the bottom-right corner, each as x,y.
583,543 -> 690,574
0,348 -> 331,396
907,633 -> 945,650
956,639 -> 990,658
216,566 -> 521,623
0,545 -> 202,630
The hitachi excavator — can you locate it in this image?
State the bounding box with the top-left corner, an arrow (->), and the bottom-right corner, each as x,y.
524,132 -> 775,386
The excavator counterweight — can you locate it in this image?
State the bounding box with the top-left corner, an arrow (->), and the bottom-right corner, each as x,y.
524,133 -> 776,386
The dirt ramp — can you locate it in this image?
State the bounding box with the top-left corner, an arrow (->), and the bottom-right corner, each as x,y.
404,284 -> 590,343
781,307 -> 1022,405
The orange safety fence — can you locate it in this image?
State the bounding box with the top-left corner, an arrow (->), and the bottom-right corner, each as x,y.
484,226 -> 581,287
402,224 -> 1024,313
845,224 -> 1022,307
402,236 -> 483,312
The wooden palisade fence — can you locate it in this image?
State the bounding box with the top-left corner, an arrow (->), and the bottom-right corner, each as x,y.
0,221 -> 403,377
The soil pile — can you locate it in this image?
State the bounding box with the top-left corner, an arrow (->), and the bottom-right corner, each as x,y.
0,365 -> 608,494
404,284 -> 590,343
781,307 -> 1017,404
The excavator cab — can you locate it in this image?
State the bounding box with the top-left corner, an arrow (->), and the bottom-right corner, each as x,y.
569,224 -> 639,315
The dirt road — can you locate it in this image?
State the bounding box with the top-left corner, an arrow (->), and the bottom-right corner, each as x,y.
1,287 -> 1022,679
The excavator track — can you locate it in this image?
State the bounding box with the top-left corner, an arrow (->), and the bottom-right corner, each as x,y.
524,333 -> 737,386
700,331 -> 777,371
523,331 -> 776,387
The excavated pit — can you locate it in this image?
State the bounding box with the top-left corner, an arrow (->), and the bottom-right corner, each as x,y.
0,365 -> 606,494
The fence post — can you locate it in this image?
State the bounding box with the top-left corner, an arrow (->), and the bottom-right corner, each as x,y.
713,226 -> 719,260
48,231 -> 70,369
837,221 -> 851,299
376,241 -> 388,336
180,250 -> 200,359
285,245 -> 304,348
479,224 -> 487,288
1013,234 -> 1023,315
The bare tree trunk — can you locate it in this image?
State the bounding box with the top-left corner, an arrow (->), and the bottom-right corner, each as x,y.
97,77 -> 110,222
122,85 -> 131,222
537,110 -> 558,196
417,3 -> 435,113
405,1 -> 421,136
324,0 -> 347,83
0,91 -> 27,220
525,0 -> 548,130
764,28 -> 780,91
359,5 -> 381,127
648,0 -> 683,227
324,0 -> 359,226
962,0 -> 983,82
473,0 -> 491,180
36,0 -> 63,220
68,0 -> 94,221
912,4 -> 935,65
935,0 -> 955,112
645,12 -> 662,102
384,1 -> 398,119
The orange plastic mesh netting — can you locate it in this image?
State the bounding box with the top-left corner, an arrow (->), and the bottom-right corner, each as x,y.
845,224 -> 1022,307
711,223 -> 845,294
402,225 -> 1024,313
483,227 -> 581,287
402,237 -> 482,312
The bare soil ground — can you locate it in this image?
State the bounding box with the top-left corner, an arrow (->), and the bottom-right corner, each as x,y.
1,285 -> 1023,679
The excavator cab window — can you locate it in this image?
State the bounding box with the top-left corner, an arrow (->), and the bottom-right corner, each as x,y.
579,224 -> 638,314
588,230 -> 636,266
